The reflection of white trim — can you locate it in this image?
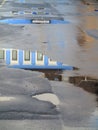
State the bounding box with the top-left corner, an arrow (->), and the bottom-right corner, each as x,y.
32,20 -> 50,24
35,51 -> 44,65
23,51 -> 32,65
10,49 -> 19,65
48,58 -> 57,65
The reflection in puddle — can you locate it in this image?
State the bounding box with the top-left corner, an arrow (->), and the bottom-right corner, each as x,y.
0,48 -> 74,71
31,69 -> 63,81
68,76 -> 98,94
12,10 -> 49,15
18,0 -> 25,3
0,2 -> 69,24
0,18 -> 70,24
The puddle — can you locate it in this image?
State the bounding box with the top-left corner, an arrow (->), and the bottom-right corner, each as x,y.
11,10 -> 49,15
18,0 -> 25,3
68,76 -> 98,94
0,48 -> 79,82
0,19 -> 32,24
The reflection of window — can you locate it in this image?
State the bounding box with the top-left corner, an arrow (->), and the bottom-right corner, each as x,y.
48,58 -> 57,65
37,52 -> 43,61
24,51 -> 30,61
12,50 -> 17,61
0,50 -> 4,59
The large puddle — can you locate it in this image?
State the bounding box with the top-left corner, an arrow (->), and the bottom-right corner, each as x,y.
0,0 -> 98,129
0,47 -> 79,83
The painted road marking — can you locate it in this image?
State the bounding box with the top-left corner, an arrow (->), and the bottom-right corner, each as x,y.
0,0 -> 6,8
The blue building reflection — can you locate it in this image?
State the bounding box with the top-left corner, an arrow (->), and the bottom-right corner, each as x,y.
0,18 -> 70,24
0,48 -> 73,70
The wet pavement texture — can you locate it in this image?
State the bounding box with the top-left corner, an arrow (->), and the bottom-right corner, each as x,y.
0,0 -> 98,129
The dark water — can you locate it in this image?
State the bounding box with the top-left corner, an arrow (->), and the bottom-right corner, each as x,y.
31,69 -> 63,81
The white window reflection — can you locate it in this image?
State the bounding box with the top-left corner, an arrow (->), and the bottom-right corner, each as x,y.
12,50 -> 17,61
37,52 -> 43,61
48,58 -> 57,65
24,51 -> 30,61
23,50 -> 31,64
11,50 -> 18,64
36,52 -> 44,65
